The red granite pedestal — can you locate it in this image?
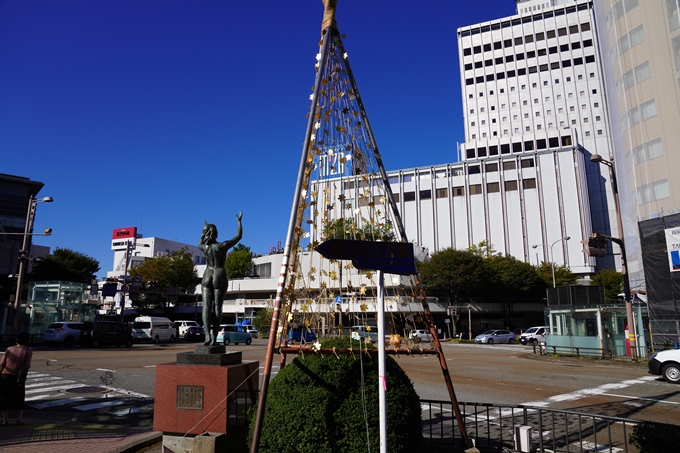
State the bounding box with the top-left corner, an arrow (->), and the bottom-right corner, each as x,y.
153,355 -> 259,437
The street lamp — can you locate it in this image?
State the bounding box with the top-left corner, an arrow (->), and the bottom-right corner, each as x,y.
12,195 -> 53,332
532,236 -> 570,288
590,152 -> 637,359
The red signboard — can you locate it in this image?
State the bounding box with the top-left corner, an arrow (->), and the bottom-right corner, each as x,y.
112,227 -> 137,240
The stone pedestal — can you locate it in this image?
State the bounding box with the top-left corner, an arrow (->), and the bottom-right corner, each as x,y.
153,350 -> 259,439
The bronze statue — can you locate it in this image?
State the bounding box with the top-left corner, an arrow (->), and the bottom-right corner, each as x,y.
199,212 -> 243,346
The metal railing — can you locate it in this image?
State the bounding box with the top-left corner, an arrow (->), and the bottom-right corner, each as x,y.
421,399 -> 642,452
531,343 -> 656,360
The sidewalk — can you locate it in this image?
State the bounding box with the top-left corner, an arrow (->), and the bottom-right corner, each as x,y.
0,409 -> 161,453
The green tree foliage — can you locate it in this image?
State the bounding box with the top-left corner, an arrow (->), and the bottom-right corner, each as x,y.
225,243 -> 253,279
467,240 -> 499,258
128,248 -> 199,310
249,337 -> 422,453
29,248 -> 100,283
629,422 -> 680,453
535,261 -> 578,288
417,248 -> 486,304
484,255 -> 545,327
591,268 -> 623,302
322,217 -> 396,242
252,306 -> 273,338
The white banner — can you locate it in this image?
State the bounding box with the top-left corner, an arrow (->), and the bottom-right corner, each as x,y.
664,227 -> 680,272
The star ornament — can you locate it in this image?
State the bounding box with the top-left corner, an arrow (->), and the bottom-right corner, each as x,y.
313,341 -> 321,351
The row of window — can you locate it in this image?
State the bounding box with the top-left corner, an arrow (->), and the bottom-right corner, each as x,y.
612,25 -> 644,58
392,178 -> 539,203
465,55 -> 596,85
632,138 -> 663,166
464,39 -> 593,71
466,136 -> 572,159
459,3 -> 590,38
606,0 -> 638,29
622,99 -> 657,130
471,126 -> 602,140
462,23 -> 592,56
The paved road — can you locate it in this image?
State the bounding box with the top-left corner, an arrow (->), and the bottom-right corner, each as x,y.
13,339 -> 680,427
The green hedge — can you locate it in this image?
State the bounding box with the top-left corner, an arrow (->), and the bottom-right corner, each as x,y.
249,338 -> 423,452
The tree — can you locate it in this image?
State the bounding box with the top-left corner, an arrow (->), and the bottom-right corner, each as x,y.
467,240 -> 499,258
225,243 -> 253,279
591,268 -> 623,302
417,249 -> 487,336
484,255 -> 545,329
128,248 -> 199,310
252,305 -> 273,338
535,261 -> 578,288
29,248 -> 100,283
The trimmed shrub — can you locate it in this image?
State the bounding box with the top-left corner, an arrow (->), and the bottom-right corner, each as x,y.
249,339 -> 423,452
629,422 -> 680,453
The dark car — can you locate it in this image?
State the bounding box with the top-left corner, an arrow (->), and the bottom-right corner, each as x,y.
185,326 -> 206,342
85,321 -> 134,348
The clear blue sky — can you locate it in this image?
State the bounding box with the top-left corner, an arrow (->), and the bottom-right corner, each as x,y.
1,0 -> 515,278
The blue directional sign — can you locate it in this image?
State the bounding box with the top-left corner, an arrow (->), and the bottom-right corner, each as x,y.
315,240 -> 417,275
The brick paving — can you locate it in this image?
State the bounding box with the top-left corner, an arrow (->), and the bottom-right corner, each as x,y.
0,414 -> 161,453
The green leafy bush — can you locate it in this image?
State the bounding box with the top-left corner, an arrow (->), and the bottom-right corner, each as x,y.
629,422 -> 680,453
249,344 -> 423,452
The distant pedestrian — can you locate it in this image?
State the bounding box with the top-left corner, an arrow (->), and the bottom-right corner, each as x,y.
0,331 -> 33,426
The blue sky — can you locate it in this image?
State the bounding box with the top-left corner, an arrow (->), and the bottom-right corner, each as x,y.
1,0 -> 515,277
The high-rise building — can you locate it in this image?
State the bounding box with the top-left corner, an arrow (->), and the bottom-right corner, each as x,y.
594,0 -> 680,338
454,0 -> 619,275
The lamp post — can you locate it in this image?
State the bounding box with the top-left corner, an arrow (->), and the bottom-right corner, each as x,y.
11,195 -> 53,332
590,152 -> 637,359
532,236 -> 570,288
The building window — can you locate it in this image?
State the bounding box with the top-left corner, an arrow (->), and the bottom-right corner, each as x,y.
436,188 -> 448,198
420,190 -> 432,200
403,191 -> 415,202
521,158 -> 534,168
485,162 -> 498,172
637,180 -> 669,205
503,160 -> 516,170
597,130 -> 602,135
469,184 -> 483,195
487,182 -> 500,193
505,180 -> 518,191
453,186 -> 465,197
523,178 -> 537,189
633,138 -> 663,165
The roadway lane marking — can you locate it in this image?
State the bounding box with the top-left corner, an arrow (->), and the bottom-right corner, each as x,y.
103,386 -> 151,398
25,380 -> 74,388
24,384 -> 89,394
96,368 -> 115,372
522,376 -> 654,407
601,393 -> 680,405
143,365 -> 156,368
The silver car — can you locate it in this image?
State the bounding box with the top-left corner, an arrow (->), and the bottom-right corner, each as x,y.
43,322 -> 84,346
475,329 -> 515,344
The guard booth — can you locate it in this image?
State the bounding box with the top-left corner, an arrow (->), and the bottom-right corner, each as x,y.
25,281 -> 98,335
544,286 -> 649,358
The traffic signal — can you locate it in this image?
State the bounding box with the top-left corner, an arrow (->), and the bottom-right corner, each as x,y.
583,235 -> 607,257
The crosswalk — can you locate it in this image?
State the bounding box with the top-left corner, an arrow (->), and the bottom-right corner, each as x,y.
24,372 -> 153,415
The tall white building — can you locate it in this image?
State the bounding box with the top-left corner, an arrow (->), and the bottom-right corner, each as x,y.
450,0 -> 619,274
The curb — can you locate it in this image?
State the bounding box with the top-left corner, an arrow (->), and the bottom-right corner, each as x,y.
109,431 -> 162,453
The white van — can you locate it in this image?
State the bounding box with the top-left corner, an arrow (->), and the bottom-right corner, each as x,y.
520,326 -> 547,345
132,316 -> 176,343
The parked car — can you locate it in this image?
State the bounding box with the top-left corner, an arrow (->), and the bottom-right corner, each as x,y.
648,349 -> 680,383
185,326 -> 206,342
289,326 -> 317,343
43,322 -> 85,347
520,326 -> 547,345
475,329 -> 516,344
410,329 -> 433,343
85,321 -> 134,348
350,325 -> 377,343
246,328 -> 258,339
176,320 -> 200,337
216,324 -> 252,346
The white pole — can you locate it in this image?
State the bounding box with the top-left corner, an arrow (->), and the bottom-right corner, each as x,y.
377,270 -> 387,453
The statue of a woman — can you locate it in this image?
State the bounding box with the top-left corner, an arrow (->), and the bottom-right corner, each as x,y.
199,212 -> 242,345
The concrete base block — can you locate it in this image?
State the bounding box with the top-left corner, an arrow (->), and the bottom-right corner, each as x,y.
193,432 -> 227,453
162,434 -> 194,453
